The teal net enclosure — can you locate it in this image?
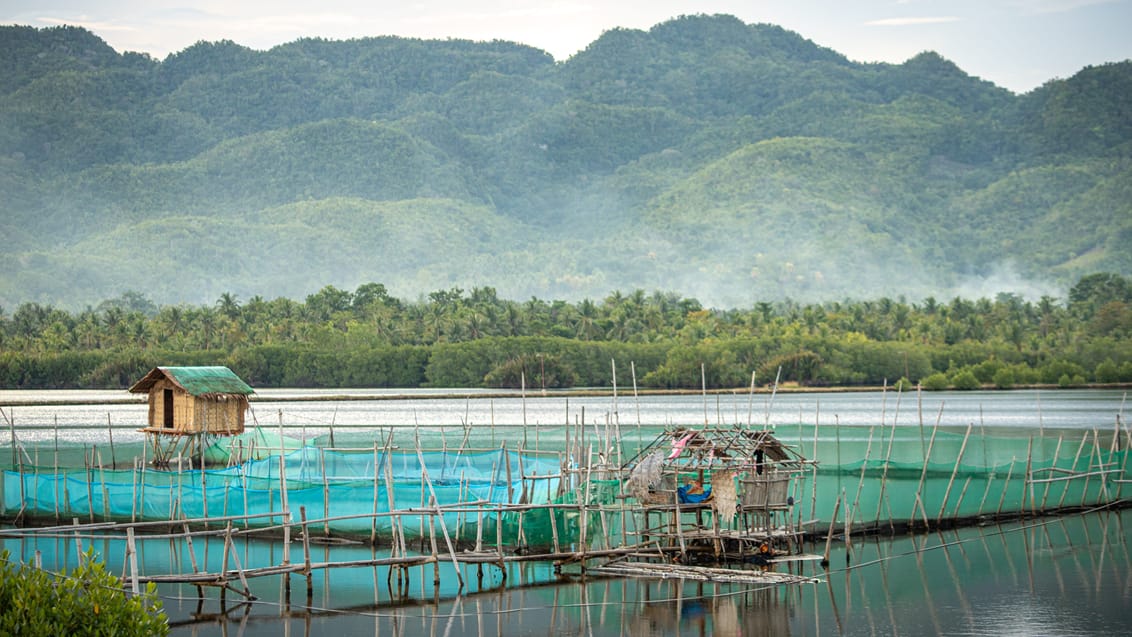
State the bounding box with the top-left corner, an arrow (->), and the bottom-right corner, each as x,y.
2,421 -> 1128,544
2,445 -> 566,544
773,423 -> 1129,529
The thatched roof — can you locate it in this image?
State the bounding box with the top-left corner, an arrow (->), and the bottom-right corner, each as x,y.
128,366 -> 254,399
621,426 -> 806,472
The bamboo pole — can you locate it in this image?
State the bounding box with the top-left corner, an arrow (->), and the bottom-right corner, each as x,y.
6,407 -> 16,469
126,527 -> 140,595
106,413 -> 116,468
996,457 -> 1017,518
371,442 -> 379,544
54,416 -> 60,522
1082,429 -> 1101,506
222,521 -> 253,600
414,439 -> 465,589
811,404 -> 820,524
851,426 -> 875,529
182,521 -> 203,599
951,476 -> 973,520
199,451 -> 209,529
278,411 -> 290,566
1040,435 -> 1064,512
976,459 -> 996,519
130,459 -> 139,522
428,499 -> 440,589
910,404 -> 943,525
86,446 -> 95,523
321,448 -> 330,537
821,493 -> 842,567
874,392 -> 900,529
937,423 -> 973,522
1059,433 -> 1090,510
1023,437 -> 1035,516
299,507 -> 313,600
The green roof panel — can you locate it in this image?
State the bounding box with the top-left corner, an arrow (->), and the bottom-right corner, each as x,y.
129,366 -> 254,396
163,366 -> 254,396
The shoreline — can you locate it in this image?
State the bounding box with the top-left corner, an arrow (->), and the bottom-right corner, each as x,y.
1,382 -> 1128,408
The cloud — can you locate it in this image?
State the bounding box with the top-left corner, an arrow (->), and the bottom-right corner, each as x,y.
35,15 -> 137,32
1013,0 -> 1122,14
865,16 -> 961,26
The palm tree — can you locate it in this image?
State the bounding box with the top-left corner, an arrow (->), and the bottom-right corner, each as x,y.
216,292 -> 241,320
575,299 -> 602,341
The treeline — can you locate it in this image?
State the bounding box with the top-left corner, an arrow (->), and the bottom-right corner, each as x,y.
1,274 -> 1130,391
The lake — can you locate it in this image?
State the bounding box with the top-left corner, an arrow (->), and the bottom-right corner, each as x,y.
1,388 -> 1129,635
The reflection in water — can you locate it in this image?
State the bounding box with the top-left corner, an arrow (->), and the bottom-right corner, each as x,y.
1,507 -> 1127,636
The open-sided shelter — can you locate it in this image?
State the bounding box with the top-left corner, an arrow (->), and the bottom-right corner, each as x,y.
618,426 -> 814,562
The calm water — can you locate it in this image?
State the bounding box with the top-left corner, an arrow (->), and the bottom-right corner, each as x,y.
2,388 -> 1128,444
1,508 -> 1128,636
2,389 -> 1130,635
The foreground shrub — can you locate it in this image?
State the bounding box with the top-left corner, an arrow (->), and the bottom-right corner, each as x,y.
0,549 -> 168,636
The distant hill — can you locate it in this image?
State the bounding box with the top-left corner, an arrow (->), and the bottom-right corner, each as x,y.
1,15 -> 1130,310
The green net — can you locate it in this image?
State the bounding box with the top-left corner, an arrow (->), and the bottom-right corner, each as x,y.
2,424 -> 1128,545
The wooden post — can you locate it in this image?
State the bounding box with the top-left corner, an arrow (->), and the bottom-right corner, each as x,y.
371,442 -> 380,544
126,527 -> 140,595
107,413 -> 116,468
428,499 -> 441,589
811,406 -> 820,525
549,494 -> 561,555
842,487 -> 852,564
130,457 -> 139,523
321,448 -> 330,537
86,446 -> 95,523
672,481 -> 686,561
138,444 -> 147,524
299,507 -> 313,600
1023,437 -> 1035,516
200,452 -> 209,529
6,407 -> 16,469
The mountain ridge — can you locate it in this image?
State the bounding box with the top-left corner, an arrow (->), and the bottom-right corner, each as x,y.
1,15 -> 1129,310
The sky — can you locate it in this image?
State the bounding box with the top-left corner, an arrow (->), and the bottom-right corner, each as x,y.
2,0 -> 1131,93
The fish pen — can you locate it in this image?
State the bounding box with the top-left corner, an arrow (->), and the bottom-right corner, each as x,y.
2,390 -> 1130,598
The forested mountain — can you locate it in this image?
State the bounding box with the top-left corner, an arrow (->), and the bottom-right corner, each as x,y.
1,15 -> 1130,311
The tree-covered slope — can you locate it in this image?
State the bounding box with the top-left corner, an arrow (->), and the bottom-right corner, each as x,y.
0,15 -> 1129,310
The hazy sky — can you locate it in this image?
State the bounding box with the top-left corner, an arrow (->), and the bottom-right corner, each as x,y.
3,0 -> 1130,93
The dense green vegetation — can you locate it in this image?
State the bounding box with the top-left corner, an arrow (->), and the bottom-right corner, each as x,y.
0,549 -> 168,636
1,16 -> 1130,310
1,274 -> 1129,390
